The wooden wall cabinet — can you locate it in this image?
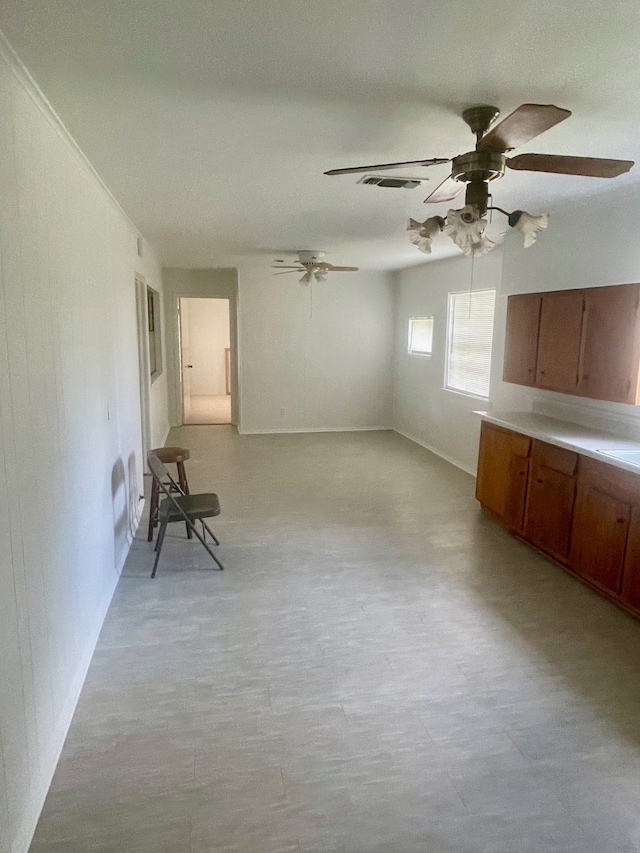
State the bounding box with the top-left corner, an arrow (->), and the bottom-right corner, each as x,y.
503,294 -> 541,386
503,282 -> 640,405
578,284 -> 640,404
535,290 -> 585,394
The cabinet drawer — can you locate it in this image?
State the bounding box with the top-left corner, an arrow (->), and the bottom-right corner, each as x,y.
532,440 -> 578,476
580,456 -> 640,504
500,428 -> 531,458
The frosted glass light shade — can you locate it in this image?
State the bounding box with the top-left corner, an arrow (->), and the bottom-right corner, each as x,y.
508,210 -> 550,248
406,216 -> 445,254
444,205 -> 495,257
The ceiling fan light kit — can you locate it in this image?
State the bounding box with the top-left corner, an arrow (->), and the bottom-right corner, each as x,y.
326,102 -> 633,259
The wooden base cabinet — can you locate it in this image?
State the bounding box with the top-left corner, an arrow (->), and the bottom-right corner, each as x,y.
477,423 -> 640,620
524,441 -> 578,563
621,511 -> 640,610
475,422 -> 531,533
569,457 -> 640,599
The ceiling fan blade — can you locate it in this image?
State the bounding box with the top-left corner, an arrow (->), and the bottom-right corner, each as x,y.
478,104 -> 571,152
272,269 -> 301,275
325,158 -> 449,176
423,175 -> 464,204
326,266 -> 359,271
507,153 -> 634,178
271,265 -> 304,269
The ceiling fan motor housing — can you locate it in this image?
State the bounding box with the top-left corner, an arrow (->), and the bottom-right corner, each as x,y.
298,250 -> 325,266
451,151 -> 506,184
451,151 -> 507,216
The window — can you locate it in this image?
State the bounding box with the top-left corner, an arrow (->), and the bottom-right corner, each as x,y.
408,317 -> 434,356
446,288 -> 496,398
147,286 -> 162,380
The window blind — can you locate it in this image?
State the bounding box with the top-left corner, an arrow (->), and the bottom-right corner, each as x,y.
446,289 -> 496,398
408,317 -> 434,355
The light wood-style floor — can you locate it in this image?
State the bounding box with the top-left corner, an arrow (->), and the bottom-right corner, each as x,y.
29,428 -> 640,852
184,394 -> 231,425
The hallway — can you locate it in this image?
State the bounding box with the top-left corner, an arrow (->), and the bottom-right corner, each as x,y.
29,428 -> 640,853
183,394 -> 232,425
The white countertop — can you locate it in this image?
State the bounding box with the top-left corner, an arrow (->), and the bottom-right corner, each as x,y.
474,410 -> 640,476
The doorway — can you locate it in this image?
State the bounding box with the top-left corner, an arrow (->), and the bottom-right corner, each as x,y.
179,297 -> 232,425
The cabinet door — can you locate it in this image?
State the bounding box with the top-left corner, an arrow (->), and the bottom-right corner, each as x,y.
524,441 -> 577,562
621,508 -> 640,611
536,290 -> 584,393
570,483 -> 630,594
578,283 -> 640,404
476,422 -> 531,532
503,294 -> 542,386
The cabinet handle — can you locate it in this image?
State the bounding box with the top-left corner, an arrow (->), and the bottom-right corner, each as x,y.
616,517 -> 626,524
539,370 -> 546,375
537,478 -> 543,484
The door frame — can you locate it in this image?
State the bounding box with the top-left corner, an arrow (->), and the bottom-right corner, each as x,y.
177,296 -> 234,425
135,275 -> 152,462
164,269 -> 240,428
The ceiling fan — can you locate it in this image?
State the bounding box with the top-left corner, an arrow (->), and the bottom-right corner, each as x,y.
272,251 -> 359,284
325,103 -> 634,216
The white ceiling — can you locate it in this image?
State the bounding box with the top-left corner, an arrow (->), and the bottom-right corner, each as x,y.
1,0 -> 639,269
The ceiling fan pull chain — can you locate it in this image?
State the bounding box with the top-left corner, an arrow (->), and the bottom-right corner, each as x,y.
468,252 -> 475,318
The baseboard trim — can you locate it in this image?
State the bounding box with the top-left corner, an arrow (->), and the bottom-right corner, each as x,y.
13,577 -> 119,853
392,428 -> 476,476
239,426 -> 391,435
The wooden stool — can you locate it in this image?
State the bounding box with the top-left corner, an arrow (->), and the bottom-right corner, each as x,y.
147,446 -> 192,541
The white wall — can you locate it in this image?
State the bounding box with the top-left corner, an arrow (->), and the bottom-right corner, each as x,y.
182,298 -> 230,396
0,35 -> 165,853
392,181 -> 640,475
495,183 -> 640,439
392,250 -> 504,474
237,258 -> 395,433
165,259 -> 396,434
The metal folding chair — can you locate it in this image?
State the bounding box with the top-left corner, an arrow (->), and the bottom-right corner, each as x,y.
147,451 -> 224,578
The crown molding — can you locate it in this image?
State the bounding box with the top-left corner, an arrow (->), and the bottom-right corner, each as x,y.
0,26 -> 142,240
